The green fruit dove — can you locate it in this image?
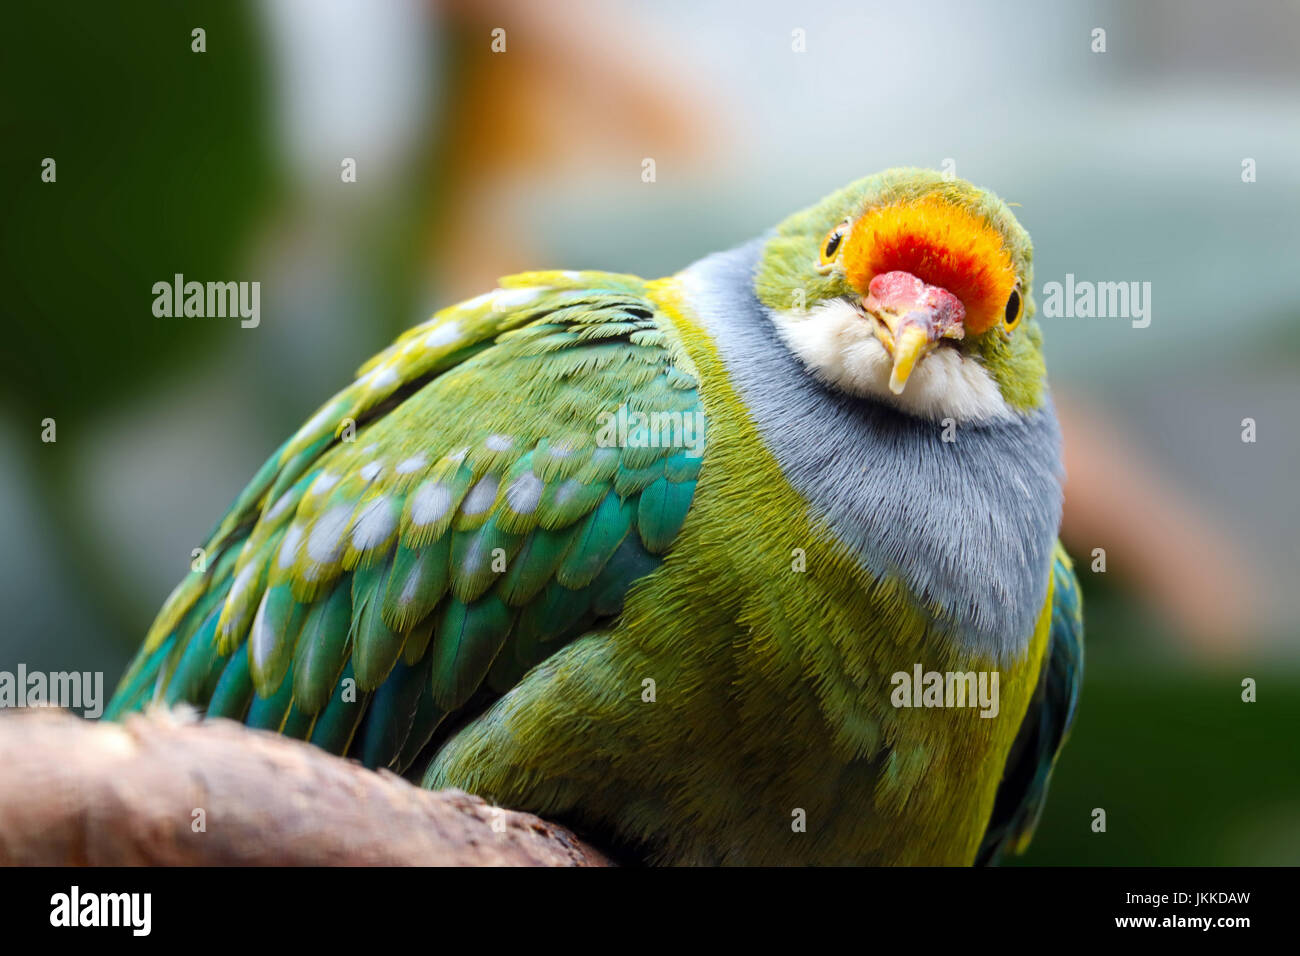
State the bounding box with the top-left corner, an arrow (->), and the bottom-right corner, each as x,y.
107,168 -> 1083,865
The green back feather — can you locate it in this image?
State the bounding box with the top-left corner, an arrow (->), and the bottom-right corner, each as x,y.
107,270 -> 704,775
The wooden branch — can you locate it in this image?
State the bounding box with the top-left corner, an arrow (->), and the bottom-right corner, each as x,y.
0,708 -> 611,866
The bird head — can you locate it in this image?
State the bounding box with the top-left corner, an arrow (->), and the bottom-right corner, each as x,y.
756,168 -> 1043,423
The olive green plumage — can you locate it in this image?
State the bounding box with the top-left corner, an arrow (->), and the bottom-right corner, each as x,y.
108,170 -> 1082,865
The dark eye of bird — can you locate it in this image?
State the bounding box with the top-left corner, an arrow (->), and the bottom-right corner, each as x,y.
824,230 -> 842,259
1005,288 -> 1022,325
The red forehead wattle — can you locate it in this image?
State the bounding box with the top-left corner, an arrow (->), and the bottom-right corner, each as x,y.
866,271 -> 966,324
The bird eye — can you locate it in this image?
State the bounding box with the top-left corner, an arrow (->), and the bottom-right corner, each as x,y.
816,221 -> 849,273
1004,286 -> 1024,330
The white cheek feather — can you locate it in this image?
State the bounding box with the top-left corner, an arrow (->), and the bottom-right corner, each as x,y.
770,299 -> 1015,424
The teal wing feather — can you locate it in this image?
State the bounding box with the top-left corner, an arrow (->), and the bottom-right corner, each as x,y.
105,272 -> 705,776
976,547 -> 1084,864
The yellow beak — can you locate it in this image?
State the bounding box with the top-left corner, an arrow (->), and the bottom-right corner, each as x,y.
864,303 -> 966,395
885,323 -> 935,395
861,272 -> 968,394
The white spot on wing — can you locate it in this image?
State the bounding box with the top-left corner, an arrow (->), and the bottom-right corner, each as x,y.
400,565 -> 423,606
229,563 -> 257,602
297,403 -> 338,442
351,497 -> 396,550
424,322 -> 462,349
505,472 -> 543,514
395,454 -> 428,475
307,504 -> 353,564
265,489 -> 297,523
368,367 -> 399,390
410,482 -> 452,527
278,523 -> 304,569
310,472 -> 340,496
460,475 -> 499,516
458,292 -> 494,311
249,590 -> 276,670
492,287 -> 543,308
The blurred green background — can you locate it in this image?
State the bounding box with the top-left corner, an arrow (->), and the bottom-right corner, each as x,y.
1,0 -> 1296,864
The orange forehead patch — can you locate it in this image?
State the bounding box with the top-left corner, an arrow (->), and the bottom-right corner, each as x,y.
839,194 -> 1017,334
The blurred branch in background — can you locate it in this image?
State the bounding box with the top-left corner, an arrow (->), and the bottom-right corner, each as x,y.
1056,393 -> 1266,656
428,0 -> 723,297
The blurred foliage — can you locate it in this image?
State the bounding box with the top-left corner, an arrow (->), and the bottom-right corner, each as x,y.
0,0 -> 274,422
1017,579 -> 1300,865
0,0 -> 275,654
